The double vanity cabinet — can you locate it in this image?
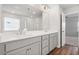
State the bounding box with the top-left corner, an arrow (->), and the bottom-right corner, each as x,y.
0,32 -> 58,55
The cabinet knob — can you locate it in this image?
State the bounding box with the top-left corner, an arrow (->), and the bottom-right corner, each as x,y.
30,48 -> 31,50
27,49 -> 29,51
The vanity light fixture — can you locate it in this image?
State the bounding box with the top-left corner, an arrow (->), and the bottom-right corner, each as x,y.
40,4 -> 48,12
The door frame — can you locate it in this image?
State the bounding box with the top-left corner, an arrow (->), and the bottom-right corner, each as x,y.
60,12 -> 66,47
60,14 -> 62,47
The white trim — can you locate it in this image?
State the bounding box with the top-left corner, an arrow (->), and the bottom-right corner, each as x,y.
64,11 -> 79,16
61,12 -> 66,47
78,13 -> 79,47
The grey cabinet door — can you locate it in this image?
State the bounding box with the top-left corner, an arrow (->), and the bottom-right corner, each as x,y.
42,39 -> 49,48
50,37 -> 55,51
49,33 -> 58,51
55,34 -> 58,47
42,47 -> 49,55
28,42 -> 41,55
0,44 -> 5,55
6,41 -> 41,55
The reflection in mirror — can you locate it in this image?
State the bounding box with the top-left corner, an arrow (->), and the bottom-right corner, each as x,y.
0,4 -> 42,34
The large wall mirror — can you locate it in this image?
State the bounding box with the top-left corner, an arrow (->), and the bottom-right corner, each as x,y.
0,4 -> 42,33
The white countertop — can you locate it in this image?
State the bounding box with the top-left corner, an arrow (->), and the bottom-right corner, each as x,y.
0,31 -> 58,43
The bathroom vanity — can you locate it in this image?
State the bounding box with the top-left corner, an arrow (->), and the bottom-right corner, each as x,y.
0,4 -> 60,55
0,32 -> 58,55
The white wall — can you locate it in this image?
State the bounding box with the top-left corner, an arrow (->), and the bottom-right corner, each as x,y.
42,9 -> 50,31
42,5 -> 61,48
43,5 -> 60,31
50,5 -> 60,48
0,5 -> 42,33
0,5 -> 1,32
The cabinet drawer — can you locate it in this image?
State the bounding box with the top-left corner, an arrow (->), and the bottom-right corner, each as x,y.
42,47 -> 49,55
6,45 -> 29,55
6,42 -> 41,55
42,35 -> 49,40
6,37 -> 41,52
42,39 -> 48,48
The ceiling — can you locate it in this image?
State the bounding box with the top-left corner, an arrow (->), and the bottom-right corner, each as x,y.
2,4 -> 79,17
59,4 -> 79,10
29,4 -> 79,10
2,4 -> 42,18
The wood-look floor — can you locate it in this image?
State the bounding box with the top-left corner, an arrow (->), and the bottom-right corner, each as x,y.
49,44 -> 79,55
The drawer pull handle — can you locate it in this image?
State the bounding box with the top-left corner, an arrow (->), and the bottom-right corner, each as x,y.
27,49 -> 29,51
30,48 -> 31,50
26,50 -> 27,54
